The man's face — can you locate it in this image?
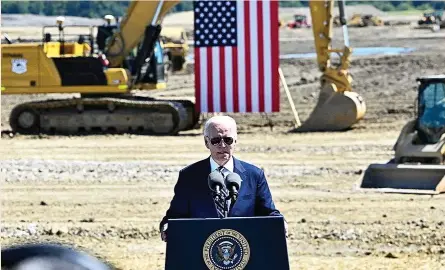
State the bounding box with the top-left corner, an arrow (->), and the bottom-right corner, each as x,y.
205,122 -> 237,165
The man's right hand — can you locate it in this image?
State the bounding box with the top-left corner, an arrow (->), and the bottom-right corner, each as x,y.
161,231 -> 167,242
161,223 -> 168,242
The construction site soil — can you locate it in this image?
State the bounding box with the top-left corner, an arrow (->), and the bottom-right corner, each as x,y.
1,24 -> 445,269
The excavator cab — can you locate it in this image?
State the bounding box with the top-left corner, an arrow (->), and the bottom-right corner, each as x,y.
96,15 -> 119,52
96,17 -> 168,87
97,25 -> 118,52
127,39 -> 168,86
359,75 -> 445,194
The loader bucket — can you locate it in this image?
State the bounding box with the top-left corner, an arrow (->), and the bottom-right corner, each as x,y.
359,163 -> 445,194
294,83 -> 366,132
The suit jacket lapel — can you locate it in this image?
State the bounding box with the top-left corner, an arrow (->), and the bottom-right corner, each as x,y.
229,157 -> 247,215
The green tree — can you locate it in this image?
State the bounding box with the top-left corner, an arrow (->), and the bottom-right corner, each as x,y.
416,3 -> 433,11
395,1 -> 414,11
28,1 -> 44,15
2,2 -> 29,13
373,2 -> 396,12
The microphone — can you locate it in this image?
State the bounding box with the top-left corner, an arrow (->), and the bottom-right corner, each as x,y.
208,171 -> 226,197
225,172 -> 242,200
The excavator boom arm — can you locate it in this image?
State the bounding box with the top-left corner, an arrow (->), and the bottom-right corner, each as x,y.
309,0 -> 352,92
309,0 -> 334,72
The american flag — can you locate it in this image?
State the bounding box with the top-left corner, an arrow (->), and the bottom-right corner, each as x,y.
193,0 -> 279,113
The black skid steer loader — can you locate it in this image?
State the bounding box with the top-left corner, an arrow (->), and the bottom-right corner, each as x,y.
360,75 -> 445,194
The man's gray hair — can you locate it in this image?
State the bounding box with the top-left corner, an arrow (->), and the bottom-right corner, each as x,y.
203,115 -> 237,137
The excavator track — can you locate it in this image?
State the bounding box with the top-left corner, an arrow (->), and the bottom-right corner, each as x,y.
155,97 -> 201,131
9,96 -> 197,136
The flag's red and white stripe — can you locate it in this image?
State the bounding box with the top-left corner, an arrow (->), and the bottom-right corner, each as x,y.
195,0 -> 279,113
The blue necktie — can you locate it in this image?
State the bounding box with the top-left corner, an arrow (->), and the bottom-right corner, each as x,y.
214,166 -> 229,218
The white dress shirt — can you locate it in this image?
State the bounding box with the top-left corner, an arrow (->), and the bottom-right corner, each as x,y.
210,156 -> 234,176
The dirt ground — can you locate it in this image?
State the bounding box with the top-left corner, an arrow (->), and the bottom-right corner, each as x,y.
1,21 -> 445,270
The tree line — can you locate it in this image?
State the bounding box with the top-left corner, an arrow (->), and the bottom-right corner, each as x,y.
1,1 -> 444,18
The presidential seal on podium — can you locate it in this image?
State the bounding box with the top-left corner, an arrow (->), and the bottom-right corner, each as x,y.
203,229 -> 250,270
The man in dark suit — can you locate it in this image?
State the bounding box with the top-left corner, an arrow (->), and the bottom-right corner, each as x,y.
160,115 -> 285,241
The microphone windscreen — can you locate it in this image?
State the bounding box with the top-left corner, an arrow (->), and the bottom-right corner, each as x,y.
208,171 -> 225,191
225,173 -> 242,189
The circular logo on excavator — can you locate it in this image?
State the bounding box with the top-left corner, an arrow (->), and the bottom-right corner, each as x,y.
11,58 -> 27,74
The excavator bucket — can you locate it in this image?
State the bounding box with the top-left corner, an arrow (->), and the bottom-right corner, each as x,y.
359,163 -> 445,194
295,83 -> 366,132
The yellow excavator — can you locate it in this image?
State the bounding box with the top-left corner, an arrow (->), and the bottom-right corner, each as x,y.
360,76 -> 445,194
1,0 -> 365,135
2,1 -> 198,135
